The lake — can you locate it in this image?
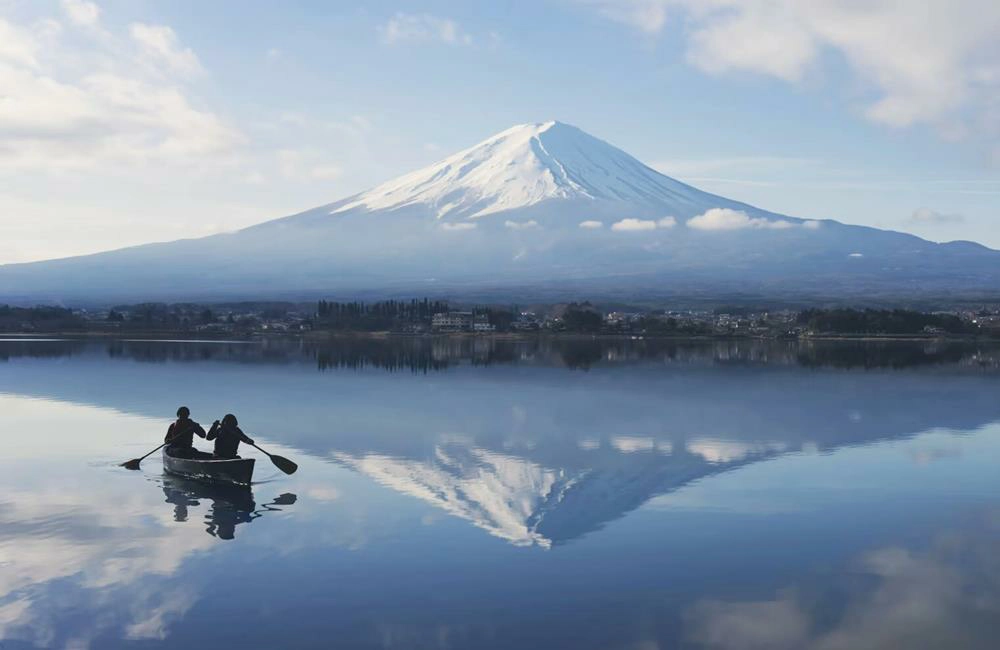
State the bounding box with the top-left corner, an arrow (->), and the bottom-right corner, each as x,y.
1,337 -> 999,649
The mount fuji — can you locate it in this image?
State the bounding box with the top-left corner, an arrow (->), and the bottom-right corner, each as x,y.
3,120 -> 998,304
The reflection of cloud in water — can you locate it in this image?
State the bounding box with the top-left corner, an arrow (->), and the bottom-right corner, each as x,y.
0,467 -> 295,647
907,446 -> 962,465
0,484 -> 213,646
611,436 -> 659,453
0,600 -> 30,633
124,587 -> 198,641
0,488 -> 211,591
687,439 -> 788,464
304,485 -> 341,501
683,512 -> 1000,650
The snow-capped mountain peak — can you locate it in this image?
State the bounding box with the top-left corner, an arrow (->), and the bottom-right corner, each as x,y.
331,120 -> 699,220
4,120 -> 998,304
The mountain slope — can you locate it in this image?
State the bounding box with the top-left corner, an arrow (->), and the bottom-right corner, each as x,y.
2,121 -> 998,303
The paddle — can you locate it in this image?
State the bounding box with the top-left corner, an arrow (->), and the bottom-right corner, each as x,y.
122,439 -> 170,470
248,441 -> 298,475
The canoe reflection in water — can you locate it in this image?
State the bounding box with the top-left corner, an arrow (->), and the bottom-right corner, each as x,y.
160,475 -> 296,540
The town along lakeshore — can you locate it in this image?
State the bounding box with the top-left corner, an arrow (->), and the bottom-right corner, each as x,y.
3,299 -> 998,341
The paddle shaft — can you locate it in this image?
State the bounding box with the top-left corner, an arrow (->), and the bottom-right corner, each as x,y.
135,440 -> 170,463
248,441 -> 272,458
122,430 -> 196,468
122,436 -> 184,465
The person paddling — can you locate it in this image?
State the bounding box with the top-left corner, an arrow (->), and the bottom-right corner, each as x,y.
207,414 -> 255,459
165,406 -> 207,458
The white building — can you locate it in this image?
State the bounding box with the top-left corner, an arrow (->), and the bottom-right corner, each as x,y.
432,311 -> 474,332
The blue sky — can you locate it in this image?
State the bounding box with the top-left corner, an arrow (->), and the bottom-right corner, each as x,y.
2,0 -> 999,263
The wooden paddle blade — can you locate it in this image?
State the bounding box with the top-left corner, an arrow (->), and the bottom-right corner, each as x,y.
122,459 -> 142,470
270,454 -> 298,475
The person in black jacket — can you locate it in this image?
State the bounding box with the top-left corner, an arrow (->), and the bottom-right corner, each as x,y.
206,414 -> 255,459
165,406 -> 207,458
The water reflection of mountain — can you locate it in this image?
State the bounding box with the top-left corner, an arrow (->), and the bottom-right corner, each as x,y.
333,439 -> 785,547
3,338 -> 1000,547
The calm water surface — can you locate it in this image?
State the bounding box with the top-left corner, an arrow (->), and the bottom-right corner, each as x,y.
1,338 -> 999,649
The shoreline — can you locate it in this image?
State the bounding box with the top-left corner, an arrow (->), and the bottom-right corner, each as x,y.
0,330 -> 996,343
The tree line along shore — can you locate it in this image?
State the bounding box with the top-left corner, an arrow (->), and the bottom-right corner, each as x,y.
2,299 -> 1000,340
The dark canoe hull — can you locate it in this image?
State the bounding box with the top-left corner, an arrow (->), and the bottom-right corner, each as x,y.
162,449 -> 255,486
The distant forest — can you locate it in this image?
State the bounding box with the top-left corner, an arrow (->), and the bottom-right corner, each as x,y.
316,299 -> 449,330
798,308 -> 975,335
0,305 -> 84,331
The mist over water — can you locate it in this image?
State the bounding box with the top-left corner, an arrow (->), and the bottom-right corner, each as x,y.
1,337 -> 999,649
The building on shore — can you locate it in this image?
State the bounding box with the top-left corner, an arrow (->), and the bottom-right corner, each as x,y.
432,311 -> 474,332
473,314 -> 496,332
432,311 -> 496,333
511,312 -> 541,331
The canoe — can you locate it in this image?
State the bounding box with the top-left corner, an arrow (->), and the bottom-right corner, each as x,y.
162,447 -> 255,486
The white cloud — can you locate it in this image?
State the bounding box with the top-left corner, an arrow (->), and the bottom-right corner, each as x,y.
129,23 -> 204,77
277,111 -> 307,126
440,222 -> 477,231
0,19 -> 43,67
658,216 -> 677,228
310,165 -> 342,181
687,7 -> 816,83
379,13 -> 473,46
579,0 -> 668,34
325,114 -> 373,139
687,208 -> 799,231
347,114 -> 372,131
911,207 -> 964,224
0,15 -> 238,174
276,149 -> 303,178
611,218 -> 658,231
62,0 -> 100,27
277,149 -> 343,181
579,220 -> 604,229
849,252 -> 864,257
276,112 -> 373,142
579,1 -> 1000,137
505,219 -> 540,230
0,10 -> 375,263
